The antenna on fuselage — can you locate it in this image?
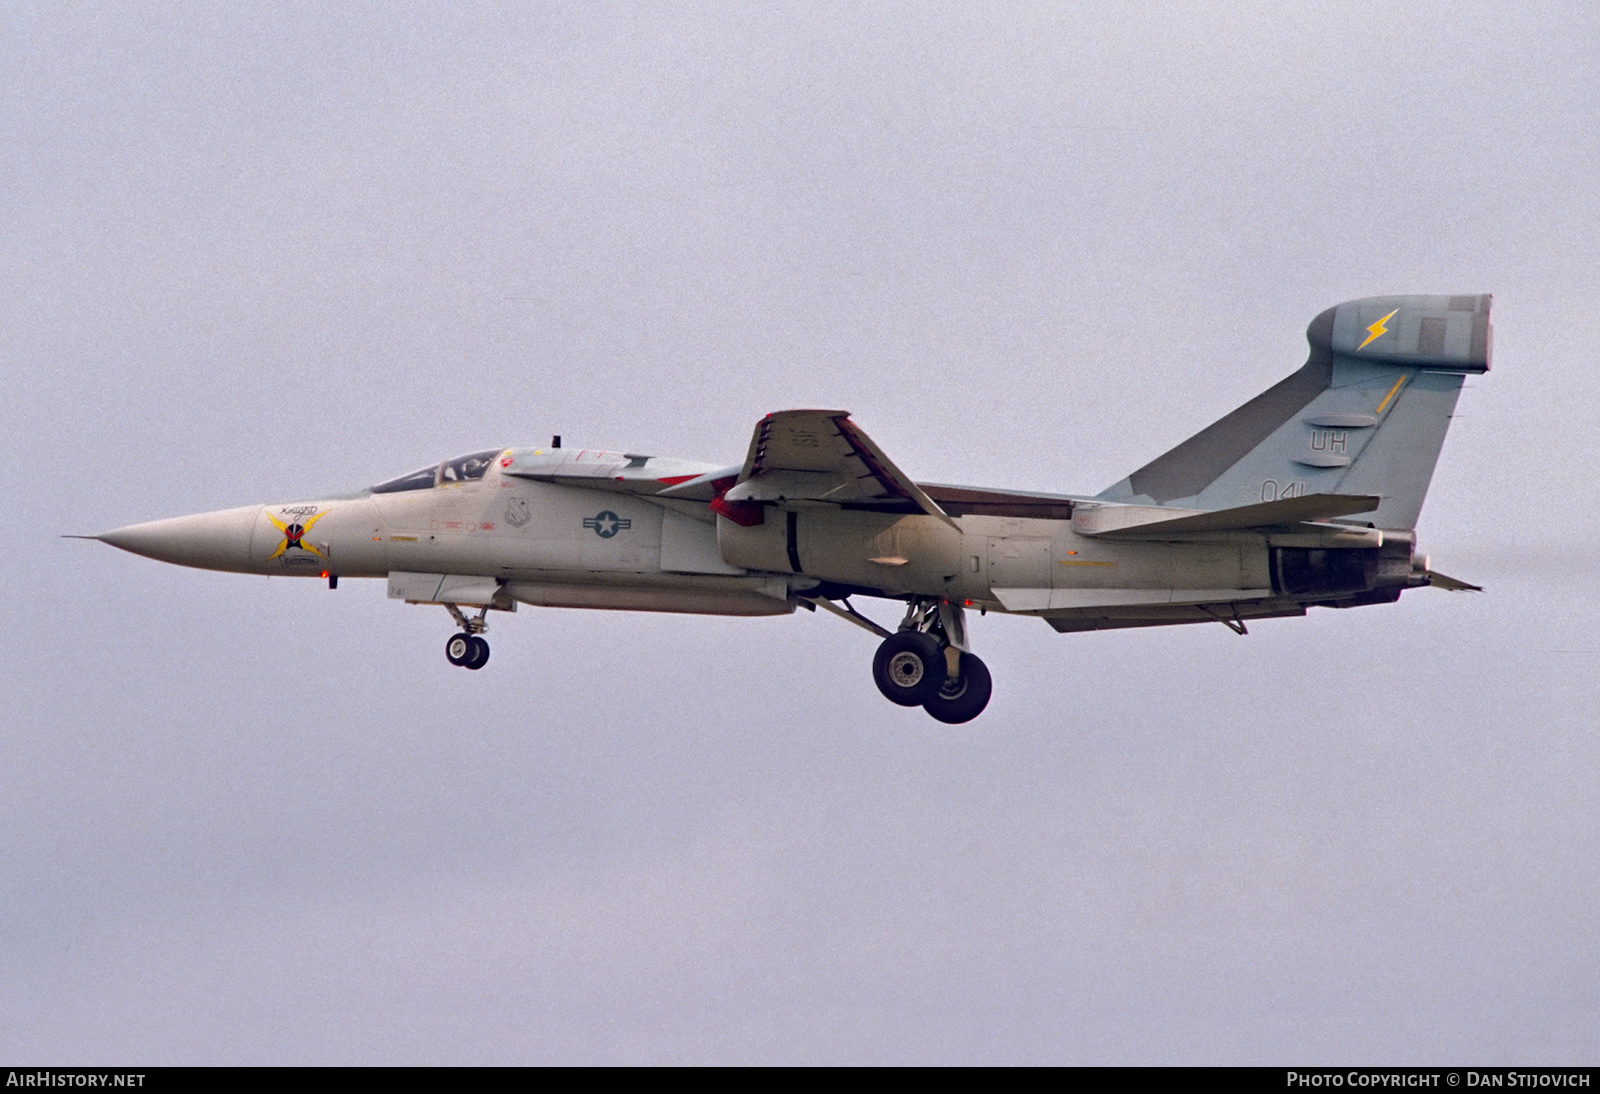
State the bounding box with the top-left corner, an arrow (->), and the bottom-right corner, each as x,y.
551,435 -> 561,448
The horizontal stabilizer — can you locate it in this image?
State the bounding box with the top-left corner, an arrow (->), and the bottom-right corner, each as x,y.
1074,492 -> 1382,538
1426,570 -> 1483,592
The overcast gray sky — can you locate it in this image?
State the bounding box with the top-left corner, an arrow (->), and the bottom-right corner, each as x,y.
4,1 -> 1599,1064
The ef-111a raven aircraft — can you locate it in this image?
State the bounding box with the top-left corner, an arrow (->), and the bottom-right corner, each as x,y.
88,294 -> 1488,723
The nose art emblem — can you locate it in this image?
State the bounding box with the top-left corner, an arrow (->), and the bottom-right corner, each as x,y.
266,509 -> 330,559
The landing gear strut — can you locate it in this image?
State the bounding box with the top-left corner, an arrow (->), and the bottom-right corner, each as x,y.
442,602 -> 491,670
869,598 -> 992,723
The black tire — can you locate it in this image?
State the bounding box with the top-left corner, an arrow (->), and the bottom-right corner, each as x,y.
464,636 -> 490,670
923,652 -> 992,724
445,632 -> 474,666
872,631 -> 945,707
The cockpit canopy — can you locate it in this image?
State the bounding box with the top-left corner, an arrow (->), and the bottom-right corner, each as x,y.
371,449 -> 504,493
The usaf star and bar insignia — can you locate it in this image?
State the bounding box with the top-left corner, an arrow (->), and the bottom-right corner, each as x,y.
583,510 -> 631,539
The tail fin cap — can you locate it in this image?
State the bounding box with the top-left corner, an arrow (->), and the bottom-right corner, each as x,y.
1312,294 -> 1491,373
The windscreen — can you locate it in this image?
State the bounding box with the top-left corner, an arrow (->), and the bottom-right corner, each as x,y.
371,465 -> 438,493
372,449 -> 503,493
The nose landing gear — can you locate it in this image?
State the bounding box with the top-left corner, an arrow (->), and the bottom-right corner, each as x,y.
445,632 -> 490,670
442,602 -> 491,670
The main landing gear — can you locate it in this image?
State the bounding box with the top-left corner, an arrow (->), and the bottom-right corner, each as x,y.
869,598 -> 992,724
922,650 -> 992,724
442,602 -> 490,671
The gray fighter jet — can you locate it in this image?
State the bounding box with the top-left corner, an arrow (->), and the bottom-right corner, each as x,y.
88,294 -> 1488,723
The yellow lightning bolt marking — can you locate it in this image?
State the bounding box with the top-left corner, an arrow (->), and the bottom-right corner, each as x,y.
1358,308 -> 1399,351
265,508 -> 330,560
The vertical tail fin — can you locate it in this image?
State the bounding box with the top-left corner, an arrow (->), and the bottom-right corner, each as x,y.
1097,294 -> 1491,530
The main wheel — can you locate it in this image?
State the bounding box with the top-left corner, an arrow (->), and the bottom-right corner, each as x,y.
923,652 -> 992,724
445,632 -> 475,666
872,631 -> 945,707
464,636 -> 490,670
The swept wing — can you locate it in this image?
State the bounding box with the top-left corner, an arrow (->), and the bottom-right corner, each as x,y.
725,410 -> 959,529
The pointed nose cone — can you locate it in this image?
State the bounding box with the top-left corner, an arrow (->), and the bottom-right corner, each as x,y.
99,505 -> 260,573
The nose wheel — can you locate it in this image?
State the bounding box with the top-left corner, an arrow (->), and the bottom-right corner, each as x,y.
441,601 -> 492,670
445,632 -> 490,670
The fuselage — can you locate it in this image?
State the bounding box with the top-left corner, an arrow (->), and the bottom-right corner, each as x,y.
98,443 -> 1418,630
